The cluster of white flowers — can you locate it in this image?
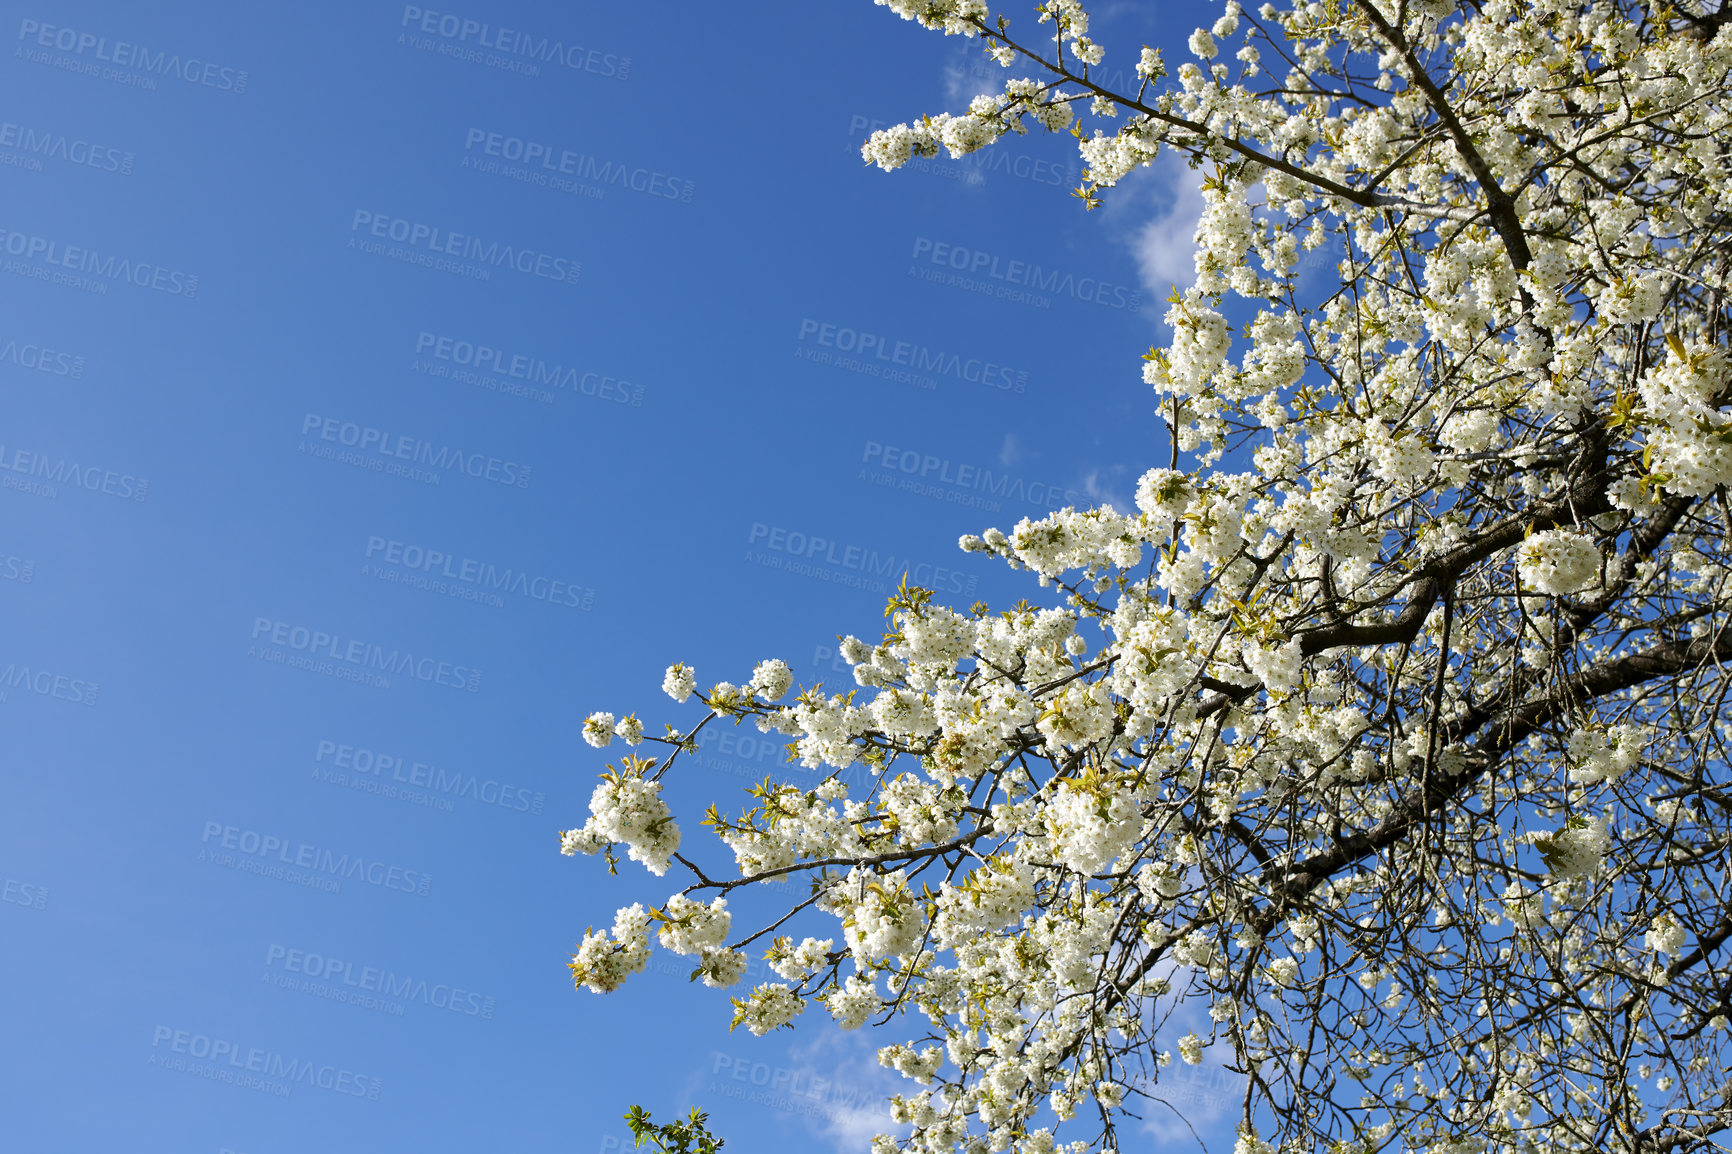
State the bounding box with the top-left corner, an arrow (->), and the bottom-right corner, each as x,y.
1243,637 -> 1303,696
692,947 -> 748,989
1645,912 -> 1687,957
1528,816 -> 1613,879
1516,530 -> 1601,595
731,983 -> 805,1035
1193,192 -> 1252,293
582,711 -> 616,748
767,935 -> 835,981
1364,421 -> 1436,485
1035,682 -> 1117,752
562,769 -> 680,875
568,903 -> 651,994
1152,298 -> 1233,398
1500,882 -> 1545,930
934,856 -> 1034,946
1177,1032 -> 1204,1065
841,869 -> 927,964
1566,725 -> 1642,785
654,894 -> 731,955
662,662 -> 696,703
880,1042 -> 945,1083
786,690 -> 875,770
1598,275 -> 1667,326
749,658 -> 793,700
1439,408 -> 1500,453
557,3 -> 1732,1151
579,712 -> 650,748
863,79 -> 1075,173
1233,1131 -> 1274,1154
1043,780 -> 1141,876
1637,344 -> 1732,496
1135,467 -> 1196,525
824,972 -> 881,1030
968,507 -> 1145,579
871,0 -> 986,35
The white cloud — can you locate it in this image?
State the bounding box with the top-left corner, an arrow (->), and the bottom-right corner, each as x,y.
1135,1066 -> 1244,1150
944,46 -> 1002,105
1127,154 -> 1207,304
780,1029 -> 909,1154
1123,962 -> 1252,1151
1079,463 -> 1133,512
1000,432 -> 1024,468
819,1098 -> 901,1153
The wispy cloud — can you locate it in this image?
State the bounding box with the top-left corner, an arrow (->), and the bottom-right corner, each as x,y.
1123,961 -> 1250,1153
1128,154 -> 1207,306
819,1098 -> 903,1153
944,45 -> 1002,105
781,1029 -> 909,1154
1078,463 -> 1134,512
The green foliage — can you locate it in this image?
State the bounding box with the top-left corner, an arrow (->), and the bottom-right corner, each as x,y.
623,1105 -> 725,1154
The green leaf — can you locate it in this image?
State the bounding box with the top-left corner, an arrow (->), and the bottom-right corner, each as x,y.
624,1105 -> 726,1154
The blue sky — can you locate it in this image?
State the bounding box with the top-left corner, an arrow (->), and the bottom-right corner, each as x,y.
0,2 -> 1248,1151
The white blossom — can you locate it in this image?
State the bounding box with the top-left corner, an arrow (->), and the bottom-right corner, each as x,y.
1517,530 -> 1601,595
557,7 -> 1732,1151
662,663 -> 696,703
582,712 -> 616,748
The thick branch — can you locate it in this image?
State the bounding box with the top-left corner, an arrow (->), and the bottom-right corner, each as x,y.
1258,628 -> 1732,933
1348,0 -> 1535,274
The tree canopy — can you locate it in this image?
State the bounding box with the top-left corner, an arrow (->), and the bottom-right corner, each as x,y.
565,1 -> 1732,1151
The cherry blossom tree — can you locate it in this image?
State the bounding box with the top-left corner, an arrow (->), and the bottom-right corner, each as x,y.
565,1 -> 1732,1151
